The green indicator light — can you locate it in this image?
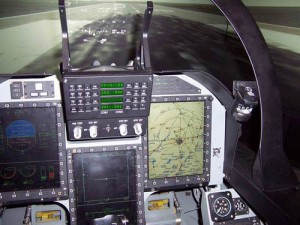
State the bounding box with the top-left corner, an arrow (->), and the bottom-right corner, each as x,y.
100,90 -> 124,96
40,167 -> 47,181
101,104 -> 123,110
101,97 -> 123,103
100,82 -> 124,89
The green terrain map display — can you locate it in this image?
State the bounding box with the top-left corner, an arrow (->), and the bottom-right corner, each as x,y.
148,101 -> 205,179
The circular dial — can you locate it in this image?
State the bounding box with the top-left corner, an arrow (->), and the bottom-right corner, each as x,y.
213,196 -> 232,217
19,166 -> 36,178
73,126 -> 82,139
119,124 -> 128,136
0,167 -> 17,179
89,125 -> 98,138
133,123 -> 142,135
235,199 -> 247,212
6,120 -> 36,152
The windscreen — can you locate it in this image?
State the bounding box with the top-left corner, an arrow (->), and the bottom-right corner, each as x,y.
0,0 -> 251,81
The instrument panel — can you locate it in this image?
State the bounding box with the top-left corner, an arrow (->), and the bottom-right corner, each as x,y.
0,73 -> 262,225
0,76 -> 68,204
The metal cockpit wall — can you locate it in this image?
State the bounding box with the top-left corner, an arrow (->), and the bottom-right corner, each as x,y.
58,0 -> 153,74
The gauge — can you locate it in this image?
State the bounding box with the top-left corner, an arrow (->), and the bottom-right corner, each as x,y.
235,199 -> 247,211
19,166 -> 36,177
234,198 -> 249,215
213,196 -> 232,217
6,120 -> 36,152
0,167 -> 17,179
208,191 -> 235,222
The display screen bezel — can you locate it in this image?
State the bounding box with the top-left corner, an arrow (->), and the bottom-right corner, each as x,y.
67,145 -> 145,225
144,96 -> 211,190
0,102 -> 68,203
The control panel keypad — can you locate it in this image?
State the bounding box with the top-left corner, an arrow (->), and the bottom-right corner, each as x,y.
68,82 -> 149,113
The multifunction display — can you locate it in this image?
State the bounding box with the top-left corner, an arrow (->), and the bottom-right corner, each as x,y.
144,96 -> 211,190
0,107 -> 60,192
73,151 -> 137,224
67,145 -> 145,225
148,101 -> 205,179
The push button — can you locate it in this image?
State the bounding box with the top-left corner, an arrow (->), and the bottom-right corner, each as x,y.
141,82 -> 148,88
35,83 -> 43,91
69,84 -> 75,90
126,83 -> 133,88
134,82 -> 140,88
76,84 -> 83,90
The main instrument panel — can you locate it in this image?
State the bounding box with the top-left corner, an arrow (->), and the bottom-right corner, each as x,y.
0,72 -> 263,225
0,72 -> 266,225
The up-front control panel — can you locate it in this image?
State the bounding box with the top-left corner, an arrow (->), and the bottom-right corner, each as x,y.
63,74 -> 152,119
62,74 -> 153,140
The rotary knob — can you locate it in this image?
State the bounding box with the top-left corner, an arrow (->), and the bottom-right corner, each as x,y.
133,123 -> 142,135
119,124 -> 128,136
73,126 -> 82,139
89,125 -> 98,138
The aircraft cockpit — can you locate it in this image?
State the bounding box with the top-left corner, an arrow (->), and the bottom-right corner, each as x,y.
0,0 -> 300,225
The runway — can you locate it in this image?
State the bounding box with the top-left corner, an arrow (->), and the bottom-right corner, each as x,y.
1,1 -> 300,171
0,1 -> 299,111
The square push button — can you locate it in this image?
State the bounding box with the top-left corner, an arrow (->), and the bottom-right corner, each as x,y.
35,83 -> 43,91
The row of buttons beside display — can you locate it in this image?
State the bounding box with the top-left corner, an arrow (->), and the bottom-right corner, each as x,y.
13,91 -> 50,99
30,91 -> 49,97
69,90 -> 147,98
70,104 -> 147,113
69,82 -> 148,91
70,97 -> 147,106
